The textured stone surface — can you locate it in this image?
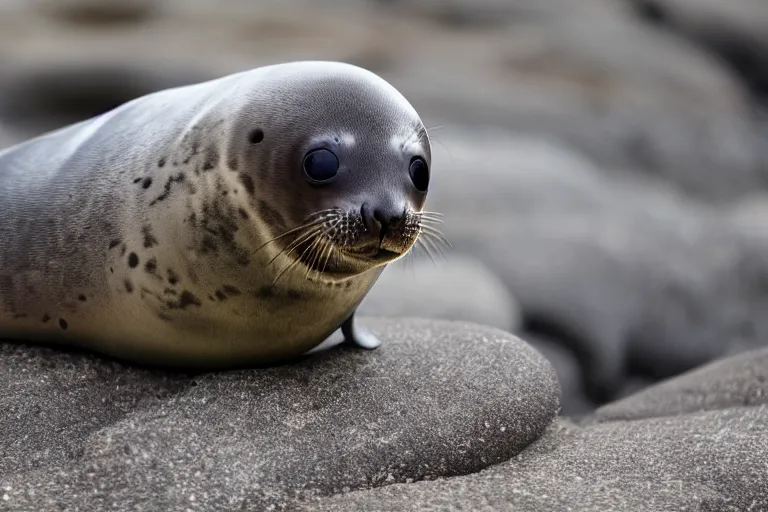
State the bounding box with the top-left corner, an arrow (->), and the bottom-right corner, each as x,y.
594,347 -> 768,422
359,255 -> 521,332
0,318 -> 560,511
299,407 -> 768,511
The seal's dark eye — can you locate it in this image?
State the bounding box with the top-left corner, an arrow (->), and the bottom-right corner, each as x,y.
409,157 -> 429,192
303,149 -> 339,183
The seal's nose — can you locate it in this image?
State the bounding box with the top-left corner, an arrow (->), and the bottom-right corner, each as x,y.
361,203 -> 401,245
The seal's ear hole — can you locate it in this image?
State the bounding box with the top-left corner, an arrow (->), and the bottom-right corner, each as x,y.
409,156 -> 429,192
249,128 -> 264,144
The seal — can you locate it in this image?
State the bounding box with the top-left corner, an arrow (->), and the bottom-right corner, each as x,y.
0,60 -> 441,368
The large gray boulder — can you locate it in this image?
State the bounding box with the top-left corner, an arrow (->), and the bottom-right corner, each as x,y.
627,0 -> 768,99
297,349 -> 768,511
428,127 -> 768,402
594,346 -> 768,422
298,407 -> 768,511
0,318 -> 560,511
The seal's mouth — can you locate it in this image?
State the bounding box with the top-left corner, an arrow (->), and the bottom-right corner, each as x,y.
263,207 -> 447,283
293,237 -> 406,280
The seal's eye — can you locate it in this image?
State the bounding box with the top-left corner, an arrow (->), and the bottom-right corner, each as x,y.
409,157 -> 429,192
303,149 -> 339,183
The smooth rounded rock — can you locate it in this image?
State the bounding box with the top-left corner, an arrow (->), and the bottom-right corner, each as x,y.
0,318 -> 560,511
628,0 -> 768,99
299,407 -> 768,511
594,347 -> 768,422
359,254 -> 522,332
428,127 -> 768,404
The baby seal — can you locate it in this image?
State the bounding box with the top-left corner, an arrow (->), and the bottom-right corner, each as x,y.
0,61 -> 440,368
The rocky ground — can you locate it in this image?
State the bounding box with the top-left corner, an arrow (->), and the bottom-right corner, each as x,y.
1,0 -> 767,510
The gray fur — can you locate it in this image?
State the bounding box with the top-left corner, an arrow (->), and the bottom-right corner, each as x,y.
0,61 -> 431,368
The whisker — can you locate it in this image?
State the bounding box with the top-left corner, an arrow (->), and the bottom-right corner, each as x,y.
415,237 -> 437,266
267,227 -> 322,266
417,218 -> 445,228
255,218 -> 325,252
420,232 -> 447,262
419,225 -> 452,248
320,239 -> 335,276
273,233 -> 321,284
305,236 -> 326,280
416,211 -> 444,219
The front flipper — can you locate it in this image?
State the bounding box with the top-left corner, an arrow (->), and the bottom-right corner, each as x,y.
341,312 -> 381,350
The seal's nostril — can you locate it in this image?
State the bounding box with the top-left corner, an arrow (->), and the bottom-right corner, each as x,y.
373,209 -> 390,230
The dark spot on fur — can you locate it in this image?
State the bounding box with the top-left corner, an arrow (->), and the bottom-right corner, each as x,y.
120,245 -> 127,257
188,212 -> 198,228
128,252 -> 139,268
167,290 -> 201,309
142,177 -> 153,189
124,280 -> 134,293
78,294 -> 87,302
167,269 -> 179,285
237,208 -> 249,220
42,314 -> 51,323
239,173 -> 255,196
59,318 -> 68,330
215,290 -> 226,301
201,235 -> 218,254
110,267 -> 114,274
163,288 -> 177,296
203,146 -> 219,171
158,157 -> 166,168
208,295 -> 215,302
133,177 -> 142,184
222,284 -> 241,296
142,225 -> 158,248
150,172 -> 187,206
12,313 -> 27,319
257,285 -> 274,298
249,128 -> 264,144
228,156 -> 239,171
345,280 -> 353,288
108,239 -> 121,250
145,257 -> 157,274
158,313 -> 172,322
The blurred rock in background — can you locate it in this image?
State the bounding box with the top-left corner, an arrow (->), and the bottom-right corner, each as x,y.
1,0 -> 767,414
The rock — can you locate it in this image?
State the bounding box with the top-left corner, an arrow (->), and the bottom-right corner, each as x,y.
428,127 -> 768,403
523,333 -> 597,417
359,255 -> 522,332
374,0 -> 627,29
390,11 -> 765,201
0,318 -> 560,511
0,64 -> 210,139
0,122 -> 21,150
628,0 -> 768,100
297,407 -> 768,511
27,0 -> 159,25
594,347 -> 768,422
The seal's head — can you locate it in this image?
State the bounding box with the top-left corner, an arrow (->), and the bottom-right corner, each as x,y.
230,61 -> 436,282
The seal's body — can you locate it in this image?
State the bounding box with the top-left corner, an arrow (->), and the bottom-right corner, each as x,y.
0,61 -> 432,368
